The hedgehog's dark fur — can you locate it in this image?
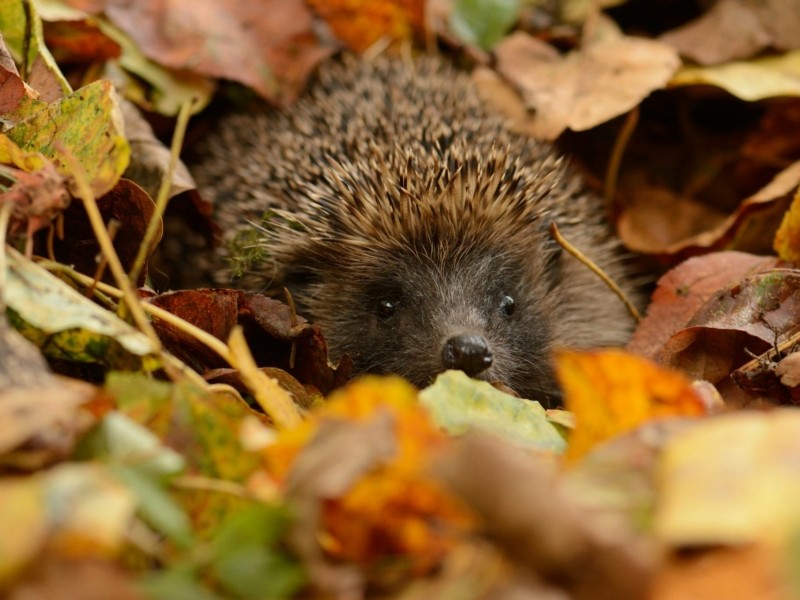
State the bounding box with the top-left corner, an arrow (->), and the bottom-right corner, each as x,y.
193,54 -> 639,402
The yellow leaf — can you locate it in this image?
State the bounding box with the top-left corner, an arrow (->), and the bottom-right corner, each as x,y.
773,185 -> 800,263
556,349 -> 707,463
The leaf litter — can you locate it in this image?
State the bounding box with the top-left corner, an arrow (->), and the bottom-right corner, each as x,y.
5,1 -> 800,599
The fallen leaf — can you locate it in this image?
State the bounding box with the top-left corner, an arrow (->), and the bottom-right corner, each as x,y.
493,14 -> 679,139
264,376 -> 473,585
119,98 -> 196,200
662,269 -> 800,384
0,0 -> 71,102
773,186 -> 800,262
87,0 -> 332,104
43,18 -> 122,64
5,247 -> 159,369
660,0 -> 773,66
418,370 -> 567,453
620,159 -> 800,262
308,0 -> 425,53
555,349 -> 707,463
660,0 -> 800,66
44,178 -> 159,287
652,545 -> 791,600
6,78 -> 130,198
0,463 -> 136,584
435,433 -> 654,600
447,0 -> 520,51
627,251 -> 777,360
655,409 -> 800,547
6,559 -> 145,600
150,289 -> 351,394
670,50 -> 800,102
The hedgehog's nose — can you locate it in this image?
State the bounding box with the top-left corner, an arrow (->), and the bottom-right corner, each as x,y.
441,334 -> 493,376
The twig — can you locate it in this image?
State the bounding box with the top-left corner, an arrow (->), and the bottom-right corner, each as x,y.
0,202 -> 13,309
604,107 -> 639,205
550,223 -> 641,322
228,326 -> 302,430
39,259 -> 235,366
127,98 -> 196,287
283,287 -> 298,369
58,148 -> 162,350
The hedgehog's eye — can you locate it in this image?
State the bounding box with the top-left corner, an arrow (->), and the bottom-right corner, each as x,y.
377,299 -> 399,320
499,294 -> 515,317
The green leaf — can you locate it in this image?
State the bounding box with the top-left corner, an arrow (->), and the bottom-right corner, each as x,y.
111,464 -> 194,549
448,0 -> 520,50
0,0 -> 71,99
211,504 -> 305,600
419,370 -> 567,453
6,79 -> 130,198
5,248 -> 160,369
139,564 -> 222,600
97,411 -> 186,479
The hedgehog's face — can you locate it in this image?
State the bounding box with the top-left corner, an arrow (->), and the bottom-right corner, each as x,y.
296,244 -> 563,404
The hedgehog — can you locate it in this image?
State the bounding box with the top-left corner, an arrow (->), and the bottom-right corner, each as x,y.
192,54 -> 640,403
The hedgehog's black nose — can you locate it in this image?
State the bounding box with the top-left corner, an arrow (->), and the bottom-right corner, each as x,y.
441,334 -> 493,376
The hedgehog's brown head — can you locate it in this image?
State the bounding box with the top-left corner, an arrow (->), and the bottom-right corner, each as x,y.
261,142 -> 581,402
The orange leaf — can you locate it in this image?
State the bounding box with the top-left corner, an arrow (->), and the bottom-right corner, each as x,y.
261,376 -> 474,572
556,349 -> 707,463
307,0 -> 426,52
773,185 -> 800,263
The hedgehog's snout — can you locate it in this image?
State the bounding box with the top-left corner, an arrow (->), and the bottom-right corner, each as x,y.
441,334 -> 493,376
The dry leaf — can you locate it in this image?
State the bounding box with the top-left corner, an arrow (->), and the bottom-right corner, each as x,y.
308,0 -> 426,52
493,14 -> 679,139
627,251 -> 777,360
556,349 -> 707,463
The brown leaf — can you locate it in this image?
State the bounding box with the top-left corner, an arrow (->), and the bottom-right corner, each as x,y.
119,98 -> 196,201
43,19 -> 122,65
435,434 -> 654,600
0,319 -> 97,471
6,558 -> 144,600
150,289 -> 352,394
44,178 -> 159,287
652,545 -> 790,600
628,251 -> 777,360
659,0 -> 773,66
662,269 -> 800,385
493,14 -> 679,139
660,0 -> 800,66
0,39 -> 27,113
92,0 -> 333,103
619,159 -> 800,262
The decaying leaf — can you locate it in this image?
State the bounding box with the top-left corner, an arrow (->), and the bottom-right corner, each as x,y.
618,159 -> 800,262
662,269 -> 800,385
5,248 -> 159,369
628,251 -> 777,360
150,289 -> 351,394
435,433 -> 654,600
5,78 -> 130,198
0,463 -> 136,585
